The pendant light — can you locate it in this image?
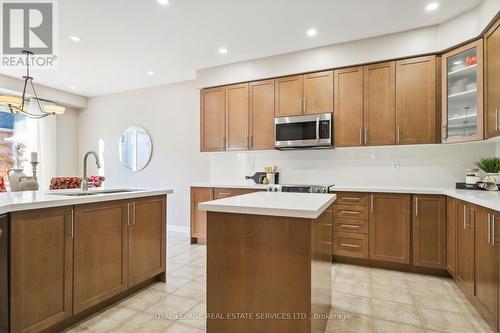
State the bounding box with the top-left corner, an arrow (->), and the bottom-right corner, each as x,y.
0,50 -> 65,118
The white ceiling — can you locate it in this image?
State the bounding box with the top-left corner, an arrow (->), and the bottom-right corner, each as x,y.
0,0 -> 482,97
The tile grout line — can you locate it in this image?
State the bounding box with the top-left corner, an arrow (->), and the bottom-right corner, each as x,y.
406,277 -> 428,333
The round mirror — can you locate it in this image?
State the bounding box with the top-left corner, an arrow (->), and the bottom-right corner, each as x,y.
119,126 -> 152,171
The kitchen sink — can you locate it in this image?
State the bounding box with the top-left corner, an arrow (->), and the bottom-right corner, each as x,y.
48,189 -> 140,196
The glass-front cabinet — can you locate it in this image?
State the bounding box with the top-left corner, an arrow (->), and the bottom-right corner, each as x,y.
442,40 -> 484,143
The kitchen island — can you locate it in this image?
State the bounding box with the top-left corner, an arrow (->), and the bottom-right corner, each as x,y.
0,188 -> 172,333
199,191 -> 336,333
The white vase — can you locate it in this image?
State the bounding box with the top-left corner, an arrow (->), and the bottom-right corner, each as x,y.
482,172 -> 499,191
7,168 -> 26,192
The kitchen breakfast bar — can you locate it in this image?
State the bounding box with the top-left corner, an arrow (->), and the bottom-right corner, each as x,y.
199,191 -> 337,333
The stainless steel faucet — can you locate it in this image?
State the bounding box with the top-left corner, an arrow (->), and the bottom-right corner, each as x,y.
81,151 -> 102,191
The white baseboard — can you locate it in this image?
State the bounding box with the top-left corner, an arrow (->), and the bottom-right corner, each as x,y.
167,224 -> 189,233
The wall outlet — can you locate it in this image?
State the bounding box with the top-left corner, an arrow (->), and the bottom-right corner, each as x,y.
392,162 -> 400,171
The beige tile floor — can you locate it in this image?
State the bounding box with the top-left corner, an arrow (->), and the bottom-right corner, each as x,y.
65,231 -> 493,333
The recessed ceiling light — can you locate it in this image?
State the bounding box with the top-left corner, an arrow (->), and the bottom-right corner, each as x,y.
425,2 -> 439,11
157,0 -> 169,5
306,28 -> 318,37
218,47 -> 228,55
69,36 -> 80,42
70,86 -> 77,90
146,71 -> 155,76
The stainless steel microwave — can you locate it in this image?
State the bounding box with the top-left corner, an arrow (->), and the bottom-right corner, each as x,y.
275,113 -> 332,150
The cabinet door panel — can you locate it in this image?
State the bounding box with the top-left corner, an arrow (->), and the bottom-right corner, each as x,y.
129,196 -> 166,286
412,195 -> 446,269
275,75 -> 303,117
364,62 -> 396,146
472,207 -> 498,330
455,201 -> 474,298
10,207 -> 73,333
250,80 -> 275,150
73,201 -> 128,314
334,67 -> 364,147
226,83 -> 249,151
396,56 -> 438,145
447,197 -> 457,277
485,19 -> 500,139
303,71 -> 333,115
369,194 -> 410,263
201,87 -> 226,151
191,187 -> 213,241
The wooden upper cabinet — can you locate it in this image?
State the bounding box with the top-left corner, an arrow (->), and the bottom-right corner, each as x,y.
442,40 -> 484,143
201,87 -> 226,151
447,196 -> 457,278
226,83 -> 249,151
369,193 -> 411,264
412,195 -> 446,269
396,56 -> 439,145
363,61 -> 396,146
303,71 -> 333,115
334,66 -> 364,147
472,206 -> 498,331
73,200 -> 129,314
10,207 -> 73,333
456,201 -> 474,298
485,19 -> 500,139
275,75 -> 303,117
129,196 -> 166,287
249,80 -> 275,150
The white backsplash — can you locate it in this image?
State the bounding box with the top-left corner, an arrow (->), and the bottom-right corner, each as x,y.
209,143 -> 497,188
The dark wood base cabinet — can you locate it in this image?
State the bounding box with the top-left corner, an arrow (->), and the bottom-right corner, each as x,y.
9,196 -> 167,333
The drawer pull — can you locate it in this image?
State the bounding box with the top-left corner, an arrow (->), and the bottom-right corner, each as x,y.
341,197 -> 361,201
218,192 -> 232,196
340,224 -> 360,229
340,211 -> 360,215
340,243 -> 360,248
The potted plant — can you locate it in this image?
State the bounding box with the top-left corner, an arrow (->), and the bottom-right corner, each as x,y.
475,157 -> 500,191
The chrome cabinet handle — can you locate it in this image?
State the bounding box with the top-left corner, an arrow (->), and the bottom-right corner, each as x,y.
218,192 -> 232,196
496,108 -> 499,131
364,128 -> 367,145
71,209 -> 74,238
303,97 -> 307,113
442,125 -> 448,141
340,224 -> 360,229
492,215 -> 496,245
415,197 -> 419,216
370,195 -> 374,213
132,201 -> 136,225
342,197 -> 361,201
463,206 -> 472,229
488,213 -> 492,245
396,126 -> 400,144
340,210 -> 360,215
341,243 -> 360,248
127,202 -> 131,226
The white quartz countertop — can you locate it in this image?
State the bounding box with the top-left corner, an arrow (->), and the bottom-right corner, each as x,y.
0,188 -> 173,215
198,192 -> 337,219
192,183 -> 500,212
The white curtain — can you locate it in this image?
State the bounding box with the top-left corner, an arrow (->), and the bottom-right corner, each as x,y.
11,99 -> 57,190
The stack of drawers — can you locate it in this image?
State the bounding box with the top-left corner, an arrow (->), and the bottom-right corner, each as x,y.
332,192 -> 369,258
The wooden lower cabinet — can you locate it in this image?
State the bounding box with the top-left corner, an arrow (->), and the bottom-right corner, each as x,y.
73,200 -> 129,314
455,201 -> 474,298
472,206 -> 498,331
128,196 -> 166,287
412,195 -> 446,269
10,207 -> 73,333
191,187 -> 262,243
369,193 -> 411,264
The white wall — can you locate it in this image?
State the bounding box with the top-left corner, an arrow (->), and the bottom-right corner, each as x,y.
56,109 -> 79,176
78,80 -> 209,228
208,143 -> 496,188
